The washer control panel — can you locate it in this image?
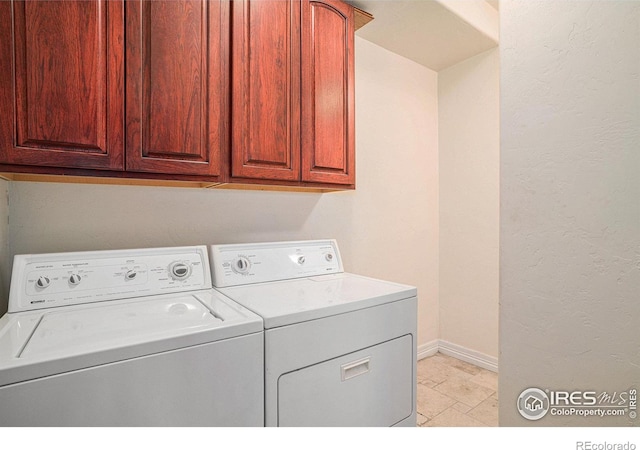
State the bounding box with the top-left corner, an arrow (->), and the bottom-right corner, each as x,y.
209,240 -> 343,288
8,246 -> 211,313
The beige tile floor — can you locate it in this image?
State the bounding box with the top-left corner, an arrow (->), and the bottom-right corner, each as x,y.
417,352 -> 498,427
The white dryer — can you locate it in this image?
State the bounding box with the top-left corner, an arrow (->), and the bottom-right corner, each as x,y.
0,246 -> 263,426
210,240 -> 417,427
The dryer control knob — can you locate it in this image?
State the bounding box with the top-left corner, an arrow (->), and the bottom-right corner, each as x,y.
35,276 -> 51,289
233,257 -> 251,274
125,270 -> 137,281
325,253 -> 334,262
68,274 -> 82,286
169,262 -> 192,281
297,256 -> 306,265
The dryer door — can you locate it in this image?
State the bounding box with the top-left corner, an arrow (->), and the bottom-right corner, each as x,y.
277,334 -> 413,426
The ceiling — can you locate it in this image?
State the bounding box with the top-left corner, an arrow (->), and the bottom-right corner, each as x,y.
349,0 -> 499,71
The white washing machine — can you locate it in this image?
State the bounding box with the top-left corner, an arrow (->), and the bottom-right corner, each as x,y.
210,240 -> 417,427
0,246 -> 264,426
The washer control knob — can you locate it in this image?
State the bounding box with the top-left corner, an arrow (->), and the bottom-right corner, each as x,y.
125,270 -> 137,281
68,274 -> 82,286
35,276 -> 51,289
297,256 -> 306,265
233,257 -> 251,274
169,262 -> 192,280
325,253 -> 334,262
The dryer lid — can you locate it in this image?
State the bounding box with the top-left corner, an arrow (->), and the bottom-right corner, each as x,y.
218,273 -> 417,329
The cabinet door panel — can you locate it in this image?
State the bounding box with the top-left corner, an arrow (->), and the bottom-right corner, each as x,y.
302,0 -> 354,186
126,0 -> 227,177
232,0 -> 301,181
0,0 -> 124,170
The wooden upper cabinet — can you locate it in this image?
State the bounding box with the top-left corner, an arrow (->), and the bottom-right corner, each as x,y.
0,0 -> 124,170
301,0 -> 355,186
125,0 -> 228,177
232,0 -> 355,187
0,0 -> 357,189
232,0 -> 301,181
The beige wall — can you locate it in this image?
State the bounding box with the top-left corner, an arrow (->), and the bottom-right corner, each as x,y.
438,48 -> 499,361
500,0 -> 639,426
0,38 -> 441,348
0,179 -> 7,308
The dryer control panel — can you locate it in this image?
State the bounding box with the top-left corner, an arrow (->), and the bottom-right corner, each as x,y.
210,240 -> 344,288
8,246 -> 211,313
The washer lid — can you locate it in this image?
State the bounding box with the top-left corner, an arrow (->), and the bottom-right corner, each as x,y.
20,295 -> 220,359
217,273 -> 417,329
0,289 -> 263,387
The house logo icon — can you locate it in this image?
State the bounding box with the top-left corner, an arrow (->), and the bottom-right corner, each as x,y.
517,388 -> 550,420
526,395 -> 543,411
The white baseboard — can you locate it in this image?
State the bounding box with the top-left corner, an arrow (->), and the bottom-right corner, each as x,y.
417,339 -> 439,360
437,340 -> 498,373
417,339 -> 498,373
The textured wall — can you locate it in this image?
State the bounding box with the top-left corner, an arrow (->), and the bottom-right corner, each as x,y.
439,48 -> 499,361
1,38 -> 441,349
500,0 -> 640,426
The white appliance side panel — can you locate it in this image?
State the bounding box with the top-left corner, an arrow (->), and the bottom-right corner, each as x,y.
278,335 -> 413,427
265,297 -> 417,426
0,333 -> 264,426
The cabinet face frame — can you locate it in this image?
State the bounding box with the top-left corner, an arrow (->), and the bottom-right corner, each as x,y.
231,0 -> 302,182
301,0 -> 355,186
125,0 -> 228,178
0,0 -> 125,170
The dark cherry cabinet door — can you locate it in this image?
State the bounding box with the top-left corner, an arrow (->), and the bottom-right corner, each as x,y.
125,0 -> 228,177
0,0 -> 124,170
232,0 -> 301,181
301,0 -> 355,186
